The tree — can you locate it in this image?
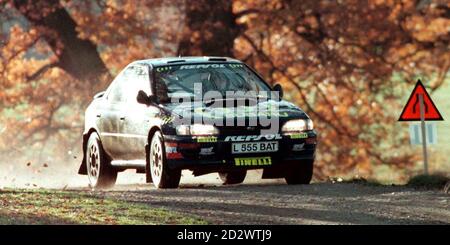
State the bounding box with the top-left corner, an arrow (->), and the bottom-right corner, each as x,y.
0,0 -> 180,162
233,0 -> 449,178
177,0 -> 240,57
11,0 -> 109,81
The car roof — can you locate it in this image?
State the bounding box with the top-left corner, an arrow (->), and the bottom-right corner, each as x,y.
131,56 -> 243,67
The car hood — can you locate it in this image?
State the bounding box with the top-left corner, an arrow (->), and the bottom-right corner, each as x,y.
161,99 -> 309,121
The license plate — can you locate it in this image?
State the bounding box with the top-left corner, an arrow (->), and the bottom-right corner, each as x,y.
232,141 -> 278,154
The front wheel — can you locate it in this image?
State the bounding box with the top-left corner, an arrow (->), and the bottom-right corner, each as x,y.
150,131 -> 181,188
86,132 -> 117,189
219,170 -> 247,185
284,160 -> 314,185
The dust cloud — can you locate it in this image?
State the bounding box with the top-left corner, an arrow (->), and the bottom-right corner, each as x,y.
0,154 -> 87,189
0,152 -> 283,189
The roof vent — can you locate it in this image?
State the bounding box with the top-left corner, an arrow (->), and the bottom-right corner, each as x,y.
208,58 -> 227,61
167,59 -> 186,64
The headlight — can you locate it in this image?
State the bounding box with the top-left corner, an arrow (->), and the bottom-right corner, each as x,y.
282,119 -> 314,133
176,124 -> 219,136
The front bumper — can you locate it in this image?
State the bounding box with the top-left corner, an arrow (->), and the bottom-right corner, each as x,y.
163,131 -> 317,171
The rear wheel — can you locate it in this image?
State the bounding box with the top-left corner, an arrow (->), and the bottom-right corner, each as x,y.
150,131 -> 181,188
86,132 -> 117,189
219,170 -> 247,185
284,160 -> 313,185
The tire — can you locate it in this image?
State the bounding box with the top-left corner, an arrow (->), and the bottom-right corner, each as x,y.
284,160 -> 314,185
150,131 -> 181,188
219,170 -> 247,185
86,132 -> 117,189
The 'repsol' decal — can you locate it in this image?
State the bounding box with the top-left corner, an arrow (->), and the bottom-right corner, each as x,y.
225,134 -> 282,142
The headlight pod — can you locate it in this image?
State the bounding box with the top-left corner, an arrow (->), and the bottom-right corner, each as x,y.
282,119 -> 314,133
176,124 -> 219,136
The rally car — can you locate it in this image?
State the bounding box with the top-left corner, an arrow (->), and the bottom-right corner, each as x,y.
78,57 -> 317,189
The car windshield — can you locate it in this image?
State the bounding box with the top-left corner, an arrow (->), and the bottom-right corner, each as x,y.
153,63 -> 271,103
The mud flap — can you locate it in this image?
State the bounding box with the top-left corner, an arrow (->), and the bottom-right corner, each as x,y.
78,159 -> 87,175
145,143 -> 153,183
78,133 -> 89,175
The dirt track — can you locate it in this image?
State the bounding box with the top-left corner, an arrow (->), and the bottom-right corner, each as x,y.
2,166 -> 448,224
92,181 -> 450,225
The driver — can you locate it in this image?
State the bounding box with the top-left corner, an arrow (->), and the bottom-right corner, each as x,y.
210,72 -> 230,92
154,75 -> 170,103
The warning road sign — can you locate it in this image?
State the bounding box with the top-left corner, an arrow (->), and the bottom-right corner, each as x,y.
398,80 -> 444,121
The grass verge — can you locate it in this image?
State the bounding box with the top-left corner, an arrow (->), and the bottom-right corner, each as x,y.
407,174 -> 449,190
327,176 -> 387,187
0,189 -> 207,225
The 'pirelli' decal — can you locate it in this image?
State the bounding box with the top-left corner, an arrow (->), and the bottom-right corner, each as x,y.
289,133 -> 308,139
235,157 -> 272,166
196,136 -> 218,143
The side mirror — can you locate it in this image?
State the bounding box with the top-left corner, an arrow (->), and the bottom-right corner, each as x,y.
136,90 -> 155,105
93,91 -> 105,99
272,84 -> 284,99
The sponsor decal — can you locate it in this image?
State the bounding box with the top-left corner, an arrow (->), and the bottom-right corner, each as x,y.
167,152 -> 183,159
292,143 -> 305,151
196,136 -> 218,143
156,66 -> 172,72
235,157 -> 272,166
161,115 -> 174,124
180,64 -> 225,70
228,64 -> 244,68
225,134 -> 282,142
165,143 -> 183,159
157,64 -> 245,72
199,147 -> 214,155
289,133 -> 308,139
166,146 -> 177,153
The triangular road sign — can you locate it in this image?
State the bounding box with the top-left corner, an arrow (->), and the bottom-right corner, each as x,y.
398,80 -> 444,121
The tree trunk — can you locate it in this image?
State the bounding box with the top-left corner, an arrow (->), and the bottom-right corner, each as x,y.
177,0 -> 241,57
13,0 -> 109,81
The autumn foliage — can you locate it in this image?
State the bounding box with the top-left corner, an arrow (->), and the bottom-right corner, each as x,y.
0,0 -> 449,179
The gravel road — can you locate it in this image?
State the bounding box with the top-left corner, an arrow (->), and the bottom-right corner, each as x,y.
92,180 -> 450,225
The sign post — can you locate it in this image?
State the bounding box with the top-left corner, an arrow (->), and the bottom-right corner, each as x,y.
398,80 -> 444,175
418,94 -> 428,175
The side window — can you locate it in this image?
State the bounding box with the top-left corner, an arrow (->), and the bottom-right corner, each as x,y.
127,66 -> 151,104
135,66 -> 151,95
108,68 -> 130,103
107,65 -> 151,104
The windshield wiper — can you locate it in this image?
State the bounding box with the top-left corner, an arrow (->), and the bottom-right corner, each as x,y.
203,98 -> 234,107
204,97 -> 262,107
